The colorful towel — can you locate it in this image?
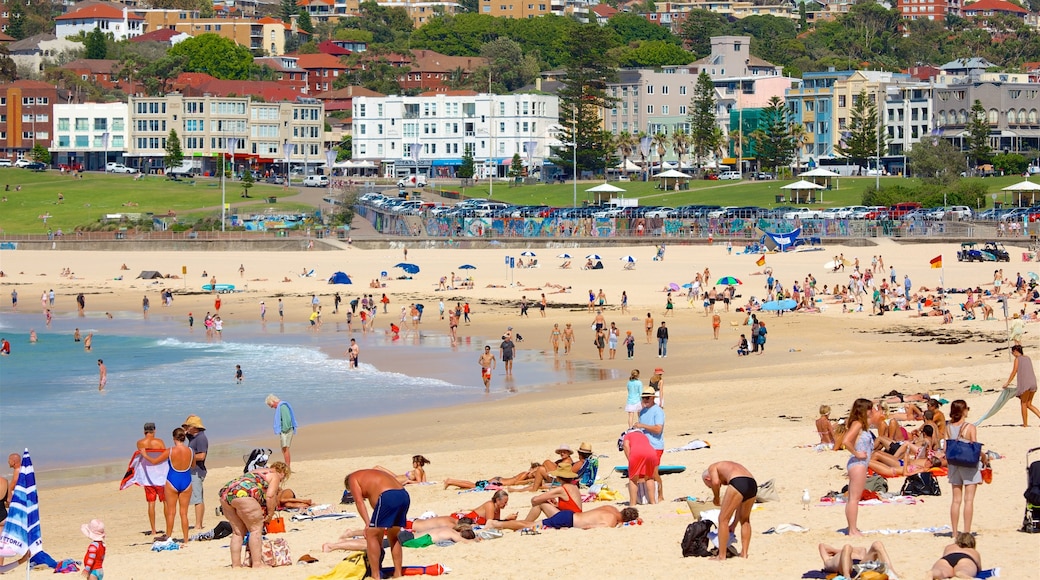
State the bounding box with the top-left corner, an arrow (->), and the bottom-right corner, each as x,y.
119,450 -> 168,490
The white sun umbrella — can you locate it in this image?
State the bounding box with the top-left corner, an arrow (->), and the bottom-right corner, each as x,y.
557,253 -> 573,259
799,168 -> 840,177
654,169 -> 692,179
520,251 -> 536,257
780,179 -> 826,190
619,255 -> 636,262
585,254 -> 602,260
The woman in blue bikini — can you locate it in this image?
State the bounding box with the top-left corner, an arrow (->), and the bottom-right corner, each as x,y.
142,428 -> 194,542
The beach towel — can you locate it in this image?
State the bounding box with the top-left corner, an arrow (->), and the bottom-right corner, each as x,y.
120,450 -> 169,490
274,401 -> 298,435
974,387 -> 1017,426
307,552 -> 368,580
291,512 -> 356,522
665,439 -> 711,453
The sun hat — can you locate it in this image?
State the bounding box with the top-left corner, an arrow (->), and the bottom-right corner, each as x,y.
654,367 -> 664,374
81,519 -> 105,541
550,467 -> 579,479
641,386 -> 657,397
183,415 -> 205,429
555,444 -> 573,454
578,442 -> 593,454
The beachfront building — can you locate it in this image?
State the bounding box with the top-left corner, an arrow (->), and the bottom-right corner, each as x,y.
350,91 -> 559,179
0,80 -> 57,164
125,94 -> 324,175
51,102 -> 129,171
932,79 -> 1040,160
883,82 -> 936,174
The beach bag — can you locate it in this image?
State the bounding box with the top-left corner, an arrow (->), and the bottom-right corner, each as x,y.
681,519 -> 716,558
865,474 -> 889,494
946,438 -> 982,468
900,473 -> 941,496
244,537 -> 292,567
265,516 -> 286,534
755,479 -> 779,503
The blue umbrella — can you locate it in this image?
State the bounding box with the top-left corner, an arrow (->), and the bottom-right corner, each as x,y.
761,299 -> 798,311
557,253 -> 572,259
458,264 -> 476,270
619,255 -> 636,263
394,263 -> 420,274
520,251 -> 537,257
0,449 -> 42,566
681,283 -> 693,289
585,254 -> 602,260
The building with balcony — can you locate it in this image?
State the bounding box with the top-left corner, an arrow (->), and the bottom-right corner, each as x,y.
51,102 -> 129,170
882,82 -> 935,172
125,94 -> 324,174
0,80 -> 57,163
55,3 -> 144,41
896,0 -> 961,21
379,0 -> 463,25
961,0 -> 1028,20
397,50 -> 488,93
350,92 -> 559,179
933,80 -> 1040,160
479,0 -> 555,18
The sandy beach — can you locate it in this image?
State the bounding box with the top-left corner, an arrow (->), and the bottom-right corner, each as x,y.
1,238 -> 1039,579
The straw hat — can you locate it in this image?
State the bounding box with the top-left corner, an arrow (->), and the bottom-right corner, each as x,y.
550,467 -> 579,479
641,386 -> 657,397
183,415 -> 205,429
81,519 -> 105,541
578,442 -> 593,454
555,444 -> 573,455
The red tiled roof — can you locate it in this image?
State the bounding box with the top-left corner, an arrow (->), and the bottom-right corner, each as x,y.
0,31 -> 16,42
318,40 -> 351,56
173,73 -> 304,101
297,0 -> 334,5
962,0 -> 1029,13
1,80 -> 58,90
1024,61 -> 1040,72
591,4 -> 618,17
409,50 -> 486,73
131,28 -> 187,43
294,53 -> 347,70
63,58 -> 120,74
56,4 -> 144,21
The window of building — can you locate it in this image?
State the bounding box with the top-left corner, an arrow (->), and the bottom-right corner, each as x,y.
679,86 -> 686,96
662,105 -> 669,115
94,118 -> 107,130
647,105 -> 653,114
838,95 -> 846,108
646,85 -> 654,94
58,136 -> 70,147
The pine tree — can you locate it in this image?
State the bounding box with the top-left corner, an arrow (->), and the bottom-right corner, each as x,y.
280,0 -> 298,22
508,153 -> 524,184
458,151 -> 475,182
689,71 -> 719,169
965,99 -> 992,170
297,9 -> 314,35
85,28 -> 107,60
164,129 -> 184,169
7,2 -> 26,40
241,169 -> 255,197
31,143 -> 51,164
754,96 -> 795,173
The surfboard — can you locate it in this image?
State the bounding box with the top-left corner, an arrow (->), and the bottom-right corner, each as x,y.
614,465 -> 686,475
202,284 -> 236,293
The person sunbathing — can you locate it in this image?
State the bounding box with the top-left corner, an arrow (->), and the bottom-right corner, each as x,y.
277,488 -> 314,510
819,541 -> 899,579
868,454 -> 942,477
442,465 -> 539,490
538,505 -> 640,530
889,402 -> 925,422
374,455 -> 430,485
323,521 -> 478,552
816,405 -> 836,446
930,532 -> 981,579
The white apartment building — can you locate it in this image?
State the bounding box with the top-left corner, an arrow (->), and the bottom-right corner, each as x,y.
350,92 -> 560,179
52,102 -> 129,171
126,94 -> 324,174
884,82 -> 935,173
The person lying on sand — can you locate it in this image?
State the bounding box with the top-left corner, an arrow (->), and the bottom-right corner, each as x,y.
323,522 -> 478,552
374,455 -> 430,485
535,505 -> 640,530
442,466 -> 539,491
868,454 -> 942,478
282,277 -> 292,283
277,488 -> 314,510
819,541 -> 899,579
930,532 -> 982,579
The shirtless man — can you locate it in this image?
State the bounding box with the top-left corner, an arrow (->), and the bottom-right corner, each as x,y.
703,461 -> 758,560
347,338 -> 359,369
345,469 -> 410,580
97,359 -> 107,391
819,542 -> 898,579
478,346 -> 496,392
593,309 -> 606,332
541,505 -> 640,529
136,423 -> 167,535
562,323 -> 574,354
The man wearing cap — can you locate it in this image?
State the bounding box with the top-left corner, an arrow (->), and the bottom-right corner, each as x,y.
136,423 -> 167,535
499,331 -> 516,377
633,385 -> 665,499
183,415 -> 209,531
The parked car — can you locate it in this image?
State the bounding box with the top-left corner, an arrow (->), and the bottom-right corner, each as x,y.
945,206 -> 973,220
14,158 -> 35,168
0,159 -> 11,168
644,207 -> 674,218
782,207 -> 823,220
302,175 -> 329,187
397,174 -> 428,188
718,171 -> 742,180
25,161 -> 47,172
753,171 -> 774,180
106,163 -> 137,174
862,206 -> 890,220
888,202 -> 922,219
903,209 -> 933,222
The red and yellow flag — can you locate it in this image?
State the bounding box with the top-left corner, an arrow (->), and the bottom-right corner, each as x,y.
755,255 -> 766,267
929,255 -> 942,269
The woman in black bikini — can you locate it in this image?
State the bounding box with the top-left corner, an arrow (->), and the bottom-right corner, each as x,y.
930,532 -> 981,579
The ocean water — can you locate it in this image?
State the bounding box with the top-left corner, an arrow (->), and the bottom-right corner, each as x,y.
0,312 -> 616,474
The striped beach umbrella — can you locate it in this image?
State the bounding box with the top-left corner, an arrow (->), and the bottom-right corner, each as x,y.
520,251 -> 537,257
0,449 -> 43,569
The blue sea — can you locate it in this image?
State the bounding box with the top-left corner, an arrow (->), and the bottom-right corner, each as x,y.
0,312 -> 615,476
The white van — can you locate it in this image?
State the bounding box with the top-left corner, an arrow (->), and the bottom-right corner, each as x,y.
303,175 -> 329,187
397,174 -> 428,188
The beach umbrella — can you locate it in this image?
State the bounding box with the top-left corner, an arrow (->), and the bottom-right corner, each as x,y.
557,253 -> 572,259
520,251 -> 537,257
458,264 -> 476,270
585,254 -> 602,260
619,255 -> 636,263
394,263 -> 420,274
761,299 -> 798,311
716,276 -> 742,286
681,283 -> 693,289
1028,272 -> 1039,281
668,282 -> 680,292
0,449 -> 43,574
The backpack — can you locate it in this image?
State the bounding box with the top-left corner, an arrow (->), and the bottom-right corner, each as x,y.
681,519 -> 716,558
243,448 -> 272,474
900,472 -> 941,496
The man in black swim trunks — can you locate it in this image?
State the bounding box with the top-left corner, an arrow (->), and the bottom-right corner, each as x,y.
702,461 -> 757,561
345,469 -> 410,580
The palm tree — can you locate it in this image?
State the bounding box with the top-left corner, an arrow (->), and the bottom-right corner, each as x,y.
671,129 -> 691,172
615,131 -> 636,178
711,126 -> 726,165
789,123 -> 810,173
653,132 -> 670,175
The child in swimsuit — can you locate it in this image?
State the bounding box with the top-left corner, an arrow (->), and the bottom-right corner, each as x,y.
81,520 -> 106,580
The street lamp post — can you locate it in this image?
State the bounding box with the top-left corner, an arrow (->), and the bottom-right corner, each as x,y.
572,114 -> 577,208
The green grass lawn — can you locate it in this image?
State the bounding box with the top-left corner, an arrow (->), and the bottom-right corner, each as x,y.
438,175 -> 1028,209
0,170 -> 289,234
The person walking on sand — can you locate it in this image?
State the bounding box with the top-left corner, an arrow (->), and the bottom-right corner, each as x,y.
625,370 -> 643,427
97,359 -> 107,391
344,469 -> 410,580
645,312 -> 654,344
478,346 -> 496,392
266,395 -> 297,467
10,289 -> 16,311
549,323 -> 562,356
77,292 -> 85,316
656,321 -> 669,358
563,323 -> 574,354
183,415 -> 209,532
259,301 -> 266,322
1003,344 -> 1040,426
712,313 -> 721,340
703,461 -> 758,560
136,422 -> 166,536
278,298 -> 284,322
500,331 -> 516,376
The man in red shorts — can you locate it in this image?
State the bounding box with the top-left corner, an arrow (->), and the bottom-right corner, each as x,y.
136,422 -> 166,536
